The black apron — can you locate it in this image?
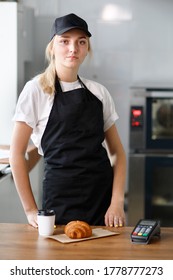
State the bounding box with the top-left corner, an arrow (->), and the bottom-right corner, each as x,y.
41,77 -> 113,225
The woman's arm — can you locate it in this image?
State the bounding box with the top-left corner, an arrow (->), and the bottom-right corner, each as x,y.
9,121 -> 38,227
104,124 -> 126,227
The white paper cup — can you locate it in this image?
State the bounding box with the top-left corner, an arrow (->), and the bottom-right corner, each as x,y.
37,209 -> 55,236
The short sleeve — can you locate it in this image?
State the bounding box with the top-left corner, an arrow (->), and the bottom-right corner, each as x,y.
13,80 -> 39,129
100,86 -> 119,131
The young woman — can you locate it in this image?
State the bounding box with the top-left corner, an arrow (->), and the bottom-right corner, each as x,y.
9,13 -> 126,228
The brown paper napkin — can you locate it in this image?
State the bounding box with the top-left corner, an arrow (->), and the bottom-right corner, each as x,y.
47,228 -> 119,243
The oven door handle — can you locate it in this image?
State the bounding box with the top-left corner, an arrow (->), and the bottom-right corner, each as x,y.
134,91 -> 173,98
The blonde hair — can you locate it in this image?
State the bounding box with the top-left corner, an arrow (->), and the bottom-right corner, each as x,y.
39,40 -> 56,94
39,37 -> 92,95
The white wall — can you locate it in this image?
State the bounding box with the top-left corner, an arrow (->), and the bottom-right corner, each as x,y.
131,0 -> 173,82
0,2 -> 17,145
0,2 -> 34,145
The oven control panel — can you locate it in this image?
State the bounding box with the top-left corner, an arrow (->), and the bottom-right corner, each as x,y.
130,106 -> 144,129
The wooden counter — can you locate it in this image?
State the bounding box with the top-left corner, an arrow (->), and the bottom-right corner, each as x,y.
0,223 -> 173,260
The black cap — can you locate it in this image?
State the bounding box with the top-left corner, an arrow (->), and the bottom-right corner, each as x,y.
50,13 -> 92,41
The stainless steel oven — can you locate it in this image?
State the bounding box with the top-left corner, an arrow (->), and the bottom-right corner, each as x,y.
130,88 -> 173,151
128,86 -> 173,226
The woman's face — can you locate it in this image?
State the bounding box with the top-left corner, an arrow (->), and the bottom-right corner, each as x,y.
52,29 -> 89,71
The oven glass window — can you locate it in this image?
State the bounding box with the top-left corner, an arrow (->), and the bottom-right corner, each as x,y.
151,98 -> 173,139
145,157 -> 173,226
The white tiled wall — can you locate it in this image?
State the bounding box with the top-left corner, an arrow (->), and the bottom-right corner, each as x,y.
20,0 -> 173,190
20,0 -> 59,16
131,0 -> 173,82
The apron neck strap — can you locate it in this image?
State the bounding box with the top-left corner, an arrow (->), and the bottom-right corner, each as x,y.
77,75 -> 87,90
55,75 -> 62,93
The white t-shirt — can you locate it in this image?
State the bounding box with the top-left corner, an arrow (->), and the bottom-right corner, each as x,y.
13,76 -> 119,155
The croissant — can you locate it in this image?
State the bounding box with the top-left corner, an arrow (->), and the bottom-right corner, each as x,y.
64,220 -> 92,239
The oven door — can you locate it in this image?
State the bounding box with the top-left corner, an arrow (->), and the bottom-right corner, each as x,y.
145,155 -> 173,226
128,153 -> 173,227
146,96 -> 173,150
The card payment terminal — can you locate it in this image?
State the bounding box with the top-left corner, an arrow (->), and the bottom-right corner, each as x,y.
131,219 -> 160,244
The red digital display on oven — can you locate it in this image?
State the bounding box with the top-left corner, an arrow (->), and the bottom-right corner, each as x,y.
131,106 -> 143,128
